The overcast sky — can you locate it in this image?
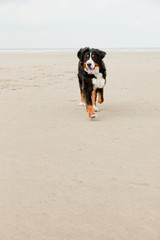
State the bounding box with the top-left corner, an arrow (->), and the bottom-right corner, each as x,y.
0,0 -> 160,49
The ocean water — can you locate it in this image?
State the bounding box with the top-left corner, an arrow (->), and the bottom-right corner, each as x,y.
0,48 -> 160,53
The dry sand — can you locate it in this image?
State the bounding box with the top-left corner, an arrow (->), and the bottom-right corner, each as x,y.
0,51 -> 160,240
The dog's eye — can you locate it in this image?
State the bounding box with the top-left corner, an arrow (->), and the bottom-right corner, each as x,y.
86,54 -> 89,58
92,55 -> 95,58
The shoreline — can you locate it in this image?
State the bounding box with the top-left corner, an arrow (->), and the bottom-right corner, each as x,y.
0,48 -> 160,53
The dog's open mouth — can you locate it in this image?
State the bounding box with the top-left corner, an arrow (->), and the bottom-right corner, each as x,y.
87,67 -> 95,74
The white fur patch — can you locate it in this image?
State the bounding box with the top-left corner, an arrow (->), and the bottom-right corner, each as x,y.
93,105 -> 99,112
92,66 -> 100,78
92,67 -> 106,89
90,113 -> 96,120
92,77 -> 105,89
79,102 -> 86,106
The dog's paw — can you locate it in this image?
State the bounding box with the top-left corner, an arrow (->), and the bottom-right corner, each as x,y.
79,102 -> 86,106
93,105 -> 99,112
89,113 -> 96,120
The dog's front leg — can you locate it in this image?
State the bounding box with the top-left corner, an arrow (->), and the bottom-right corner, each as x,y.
83,84 -> 96,119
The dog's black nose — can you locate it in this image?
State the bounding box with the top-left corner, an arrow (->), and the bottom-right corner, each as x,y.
87,63 -> 92,68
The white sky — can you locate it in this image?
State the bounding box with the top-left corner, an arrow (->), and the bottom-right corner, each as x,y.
0,0 -> 160,48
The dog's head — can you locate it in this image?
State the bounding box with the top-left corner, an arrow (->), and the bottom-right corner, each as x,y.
77,47 -> 106,75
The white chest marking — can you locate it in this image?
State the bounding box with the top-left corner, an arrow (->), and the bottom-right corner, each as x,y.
92,67 -> 106,89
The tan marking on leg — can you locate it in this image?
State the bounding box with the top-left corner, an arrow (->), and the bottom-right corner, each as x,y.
92,90 -> 96,106
98,91 -> 103,104
81,84 -> 85,103
87,105 -> 95,117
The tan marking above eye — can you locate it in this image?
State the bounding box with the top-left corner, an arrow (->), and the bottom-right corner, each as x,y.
86,54 -> 89,57
92,54 -> 95,57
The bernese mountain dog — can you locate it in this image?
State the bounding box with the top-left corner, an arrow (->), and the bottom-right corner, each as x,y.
77,47 -> 107,119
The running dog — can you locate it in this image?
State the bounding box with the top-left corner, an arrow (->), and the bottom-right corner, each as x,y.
77,47 -> 107,119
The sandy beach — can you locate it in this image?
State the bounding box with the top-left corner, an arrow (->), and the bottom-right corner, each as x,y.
0,51 -> 160,240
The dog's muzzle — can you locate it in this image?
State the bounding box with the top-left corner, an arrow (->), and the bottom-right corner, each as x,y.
86,61 -> 95,74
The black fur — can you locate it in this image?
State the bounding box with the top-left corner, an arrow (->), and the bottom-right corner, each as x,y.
77,47 -> 107,108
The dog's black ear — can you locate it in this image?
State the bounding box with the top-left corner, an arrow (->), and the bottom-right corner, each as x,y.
95,49 -> 106,60
77,47 -> 89,61
77,48 -> 83,60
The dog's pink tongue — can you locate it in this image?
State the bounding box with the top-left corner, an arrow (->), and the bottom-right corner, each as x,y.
88,68 -> 93,74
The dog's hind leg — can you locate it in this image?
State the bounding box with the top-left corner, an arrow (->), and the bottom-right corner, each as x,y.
97,88 -> 104,104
